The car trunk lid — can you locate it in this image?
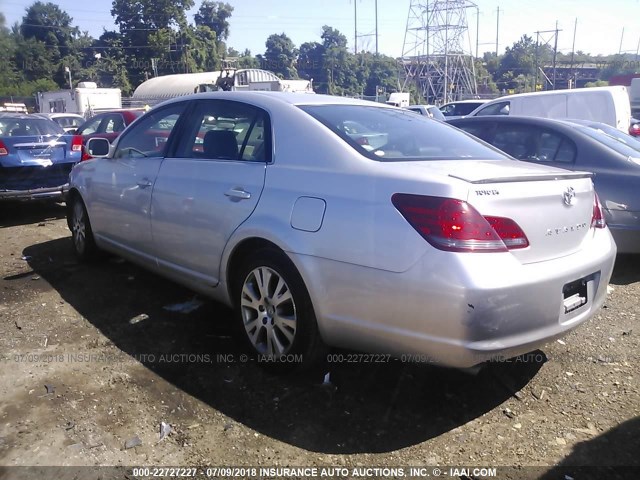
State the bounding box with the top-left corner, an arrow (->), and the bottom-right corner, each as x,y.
0,135 -> 69,168
453,161 -> 594,264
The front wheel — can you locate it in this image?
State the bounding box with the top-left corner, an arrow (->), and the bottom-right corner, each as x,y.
69,196 -> 98,261
233,248 -> 325,371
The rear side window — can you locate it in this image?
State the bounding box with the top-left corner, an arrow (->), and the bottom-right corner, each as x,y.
489,124 -> 576,163
299,105 -> 506,162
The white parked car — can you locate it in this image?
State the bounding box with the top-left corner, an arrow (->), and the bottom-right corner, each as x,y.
439,99 -> 489,120
33,112 -> 85,133
68,92 -> 616,370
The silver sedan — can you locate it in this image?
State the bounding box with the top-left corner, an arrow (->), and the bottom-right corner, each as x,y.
67,92 -> 616,369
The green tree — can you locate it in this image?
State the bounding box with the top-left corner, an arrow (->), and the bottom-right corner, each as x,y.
297,41 -> 324,86
0,13 -> 21,94
263,33 -> 298,79
194,1 -> 233,42
111,0 -> 195,82
495,35 -> 537,92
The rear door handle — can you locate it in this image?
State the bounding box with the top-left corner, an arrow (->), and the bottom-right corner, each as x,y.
137,178 -> 152,188
224,188 -> 251,200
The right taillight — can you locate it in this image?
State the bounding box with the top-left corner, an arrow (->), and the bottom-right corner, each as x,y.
392,194 -> 529,252
0,140 -> 8,156
592,192 -> 606,229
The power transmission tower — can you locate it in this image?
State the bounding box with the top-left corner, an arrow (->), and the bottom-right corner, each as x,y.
400,0 -> 478,104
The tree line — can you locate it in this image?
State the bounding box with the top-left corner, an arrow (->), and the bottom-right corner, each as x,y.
0,1 -> 637,101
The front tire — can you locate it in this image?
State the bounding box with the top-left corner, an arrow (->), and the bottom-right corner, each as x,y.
69,196 -> 98,261
233,248 -> 325,371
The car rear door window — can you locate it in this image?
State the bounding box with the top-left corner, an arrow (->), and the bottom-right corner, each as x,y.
174,100 -> 271,162
114,104 -> 185,159
475,101 -> 510,116
491,124 -> 576,163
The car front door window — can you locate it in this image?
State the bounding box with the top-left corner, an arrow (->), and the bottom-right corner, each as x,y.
114,105 -> 185,159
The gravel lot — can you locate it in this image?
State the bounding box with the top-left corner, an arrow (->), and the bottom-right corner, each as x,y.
0,202 -> 638,480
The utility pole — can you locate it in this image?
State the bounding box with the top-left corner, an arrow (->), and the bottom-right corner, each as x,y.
354,0 -> 358,54
552,21 -> 559,90
619,27 -> 624,55
495,6 -> 500,57
475,6 -> 479,59
375,0 -> 379,54
569,18 -> 577,89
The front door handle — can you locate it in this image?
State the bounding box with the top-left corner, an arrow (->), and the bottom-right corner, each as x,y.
137,178 -> 152,188
224,188 -> 251,200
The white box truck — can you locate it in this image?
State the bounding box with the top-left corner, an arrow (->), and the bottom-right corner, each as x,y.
37,82 -> 122,118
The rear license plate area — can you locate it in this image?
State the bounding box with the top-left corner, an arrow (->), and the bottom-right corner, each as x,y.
562,277 -> 588,314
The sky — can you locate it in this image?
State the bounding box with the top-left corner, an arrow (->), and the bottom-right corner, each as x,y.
3,0 -> 640,60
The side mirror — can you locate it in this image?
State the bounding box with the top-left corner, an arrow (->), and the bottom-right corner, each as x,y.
86,137 -> 111,157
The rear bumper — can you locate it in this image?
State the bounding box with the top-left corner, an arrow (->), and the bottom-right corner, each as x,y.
294,228 -> 617,368
0,184 -> 68,201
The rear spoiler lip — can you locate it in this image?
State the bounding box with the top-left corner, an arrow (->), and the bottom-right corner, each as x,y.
449,171 -> 593,184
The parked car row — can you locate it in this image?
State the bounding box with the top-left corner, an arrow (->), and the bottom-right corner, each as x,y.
3,89 -> 637,373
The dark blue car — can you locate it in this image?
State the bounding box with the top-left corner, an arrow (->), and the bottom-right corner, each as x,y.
0,113 -> 83,201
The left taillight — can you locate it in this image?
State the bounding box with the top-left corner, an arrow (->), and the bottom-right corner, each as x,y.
71,135 -> 83,152
391,194 -> 529,252
0,140 -> 8,156
592,192 -> 606,229
629,124 -> 640,137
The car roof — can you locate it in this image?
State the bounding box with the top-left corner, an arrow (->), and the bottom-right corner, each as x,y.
448,115 -> 593,135
34,112 -> 85,118
0,112 -> 33,120
154,91 -> 397,110
441,99 -> 489,105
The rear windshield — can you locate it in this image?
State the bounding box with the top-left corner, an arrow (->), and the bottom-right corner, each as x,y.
575,125 -> 640,157
0,118 -> 64,136
55,116 -> 84,128
299,105 -> 506,162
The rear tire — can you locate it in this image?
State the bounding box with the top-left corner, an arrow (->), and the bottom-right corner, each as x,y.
69,196 -> 98,261
232,247 -> 325,372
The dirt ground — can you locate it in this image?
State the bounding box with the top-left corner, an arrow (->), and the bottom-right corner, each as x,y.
0,202 -> 638,480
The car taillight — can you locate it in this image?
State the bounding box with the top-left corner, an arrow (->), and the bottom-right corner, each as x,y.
592,192 -> 606,229
629,124 -> 640,136
71,135 -> 83,152
0,140 -> 8,156
392,194 -> 528,252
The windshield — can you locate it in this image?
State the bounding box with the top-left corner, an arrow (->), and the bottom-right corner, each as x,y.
0,117 -> 65,136
299,105 -> 507,162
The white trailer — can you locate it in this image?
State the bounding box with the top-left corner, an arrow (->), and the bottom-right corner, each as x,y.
131,69 -> 314,106
37,82 -> 122,118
